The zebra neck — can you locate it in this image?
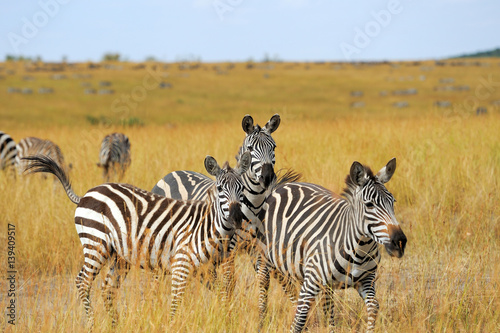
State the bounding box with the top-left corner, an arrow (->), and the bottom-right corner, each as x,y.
186,200 -> 234,258
342,185 -> 366,228
241,172 -> 267,211
207,196 -> 235,240
341,204 -> 377,256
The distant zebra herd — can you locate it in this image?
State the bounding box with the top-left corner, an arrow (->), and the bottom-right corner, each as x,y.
0,131 -> 131,181
1,115 -> 407,333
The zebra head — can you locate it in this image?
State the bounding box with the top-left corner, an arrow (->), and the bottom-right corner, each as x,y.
349,158 -> 407,258
238,114 -> 280,189
205,151 -> 251,232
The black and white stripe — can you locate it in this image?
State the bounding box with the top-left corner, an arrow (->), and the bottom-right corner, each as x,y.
151,114 -> 282,296
0,131 -> 17,171
23,152 -> 251,328
256,158 -> 407,333
97,132 -> 131,181
15,136 -> 68,174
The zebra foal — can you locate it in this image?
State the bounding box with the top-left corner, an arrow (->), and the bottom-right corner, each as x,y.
257,158 -> 407,333
97,132 -> 131,181
23,151 -> 251,328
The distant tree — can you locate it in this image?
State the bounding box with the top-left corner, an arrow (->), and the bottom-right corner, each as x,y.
5,55 -> 16,61
102,53 -> 121,62
17,56 -> 32,62
145,56 -> 157,62
261,53 -> 282,63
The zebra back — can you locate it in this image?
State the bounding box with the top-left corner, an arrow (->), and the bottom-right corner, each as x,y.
98,133 -> 131,166
0,131 -> 17,170
152,170 -> 213,199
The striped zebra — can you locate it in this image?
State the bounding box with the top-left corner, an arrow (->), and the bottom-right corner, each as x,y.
15,136 -> 69,175
22,152 -> 251,328
0,131 -> 17,171
256,158 -> 407,333
97,132 -> 131,181
151,114 -> 281,296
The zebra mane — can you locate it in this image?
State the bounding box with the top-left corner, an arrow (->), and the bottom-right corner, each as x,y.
222,161 -> 231,170
341,165 -> 375,199
264,168 -> 302,197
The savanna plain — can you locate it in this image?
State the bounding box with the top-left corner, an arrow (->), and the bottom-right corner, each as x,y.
0,59 -> 499,332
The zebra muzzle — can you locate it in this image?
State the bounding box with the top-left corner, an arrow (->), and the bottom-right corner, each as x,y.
228,203 -> 244,230
259,163 -> 276,189
385,225 -> 407,258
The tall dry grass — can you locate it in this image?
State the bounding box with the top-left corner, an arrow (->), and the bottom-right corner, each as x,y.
1,60 -> 499,332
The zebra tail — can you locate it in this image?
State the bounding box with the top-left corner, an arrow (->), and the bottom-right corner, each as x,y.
22,155 -> 81,205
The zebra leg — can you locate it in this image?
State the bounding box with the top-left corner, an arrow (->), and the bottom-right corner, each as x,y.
274,270 -> 297,304
170,254 -> 194,319
220,252 -> 236,303
199,263 -> 217,290
103,165 -> 109,182
290,270 -> 322,333
75,258 -> 105,329
257,262 -> 270,332
118,164 -> 127,181
357,275 -> 379,333
220,235 -> 240,303
322,287 -> 335,332
101,256 -> 130,326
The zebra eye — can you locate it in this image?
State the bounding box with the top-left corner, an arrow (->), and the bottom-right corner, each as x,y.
217,185 -> 222,192
247,146 -> 253,151
365,201 -> 375,208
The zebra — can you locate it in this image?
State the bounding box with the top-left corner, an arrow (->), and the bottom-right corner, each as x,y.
97,132 -> 131,181
0,131 -> 17,171
256,158 -> 407,333
22,151 -> 251,328
151,114 -> 282,297
15,136 -> 70,175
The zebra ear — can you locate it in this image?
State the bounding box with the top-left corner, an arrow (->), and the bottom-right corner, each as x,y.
242,115 -> 254,134
377,158 -> 396,184
263,114 -> 280,134
205,156 -> 221,177
236,151 -> 251,175
350,161 -> 367,187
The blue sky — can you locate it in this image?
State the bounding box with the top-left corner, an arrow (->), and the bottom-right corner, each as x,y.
1,0 -> 499,62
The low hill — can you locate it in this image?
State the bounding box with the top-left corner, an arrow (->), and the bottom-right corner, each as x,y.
453,47 -> 500,58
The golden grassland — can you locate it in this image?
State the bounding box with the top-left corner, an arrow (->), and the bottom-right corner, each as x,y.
0,59 -> 499,332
